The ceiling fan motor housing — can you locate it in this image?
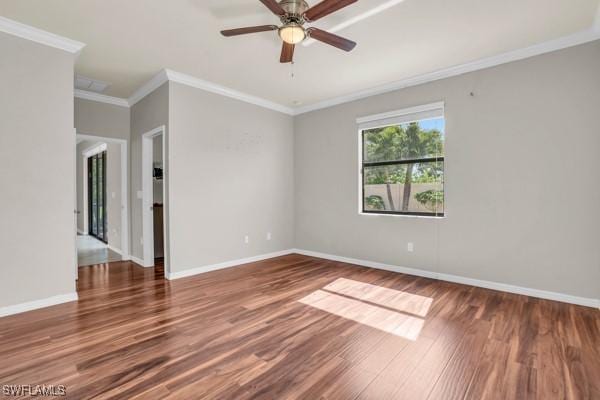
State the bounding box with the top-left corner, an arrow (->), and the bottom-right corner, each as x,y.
279,0 -> 309,22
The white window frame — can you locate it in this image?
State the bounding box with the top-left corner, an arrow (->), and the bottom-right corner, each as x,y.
357,101 -> 446,218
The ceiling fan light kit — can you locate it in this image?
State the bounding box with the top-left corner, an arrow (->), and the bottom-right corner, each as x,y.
221,0 -> 358,63
279,23 -> 306,44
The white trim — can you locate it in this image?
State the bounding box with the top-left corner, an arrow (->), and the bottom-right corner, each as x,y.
77,228 -> 86,235
294,28 -> 600,115
76,133 -> 130,259
72,128 -> 78,281
107,244 -> 122,255
356,101 -> 445,125
81,142 -> 107,157
82,150 -> 89,234
0,293 -> 78,318
75,89 -> 129,108
77,29 -> 600,115
292,249 -> 600,309
80,140 -> 107,236
130,255 -> 146,266
0,16 -> 85,54
128,70 -> 170,106
166,249 -> 295,280
126,68 -> 296,113
303,0 -> 406,47
141,126 -> 169,276
164,69 -> 295,115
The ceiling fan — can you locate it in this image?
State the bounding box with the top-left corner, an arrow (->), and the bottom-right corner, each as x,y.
221,0 -> 358,63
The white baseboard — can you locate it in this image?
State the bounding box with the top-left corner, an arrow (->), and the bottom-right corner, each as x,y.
0,292 -> 78,318
107,244 -> 122,255
292,249 -> 599,309
166,249 -> 295,280
130,255 -> 145,267
77,229 -> 86,235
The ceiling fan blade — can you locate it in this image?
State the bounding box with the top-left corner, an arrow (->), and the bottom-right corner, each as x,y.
280,42 -> 295,63
221,25 -> 279,37
259,0 -> 287,16
307,28 -> 356,51
304,0 -> 358,22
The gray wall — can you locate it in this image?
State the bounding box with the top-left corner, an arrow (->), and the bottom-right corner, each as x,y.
168,82 -> 295,272
294,40 -> 600,299
130,83 -> 169,261
75,98 -> 130,140
0,32 -> 77,307
76,141 -> 122,250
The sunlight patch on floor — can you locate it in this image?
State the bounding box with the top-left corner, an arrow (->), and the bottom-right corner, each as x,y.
299,279 -> 433,341
324,277 -> 433,317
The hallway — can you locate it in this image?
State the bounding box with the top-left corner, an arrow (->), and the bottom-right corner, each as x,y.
77,234 -> 121,266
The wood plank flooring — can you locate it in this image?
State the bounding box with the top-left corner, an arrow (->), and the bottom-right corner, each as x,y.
0,254 -> 598,399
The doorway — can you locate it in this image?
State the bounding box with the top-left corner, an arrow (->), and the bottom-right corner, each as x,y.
142,126 -> 168,275
88,150 -> 107,242
76,134 -> 130,267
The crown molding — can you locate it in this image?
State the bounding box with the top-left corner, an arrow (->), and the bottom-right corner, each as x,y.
127,68 -> 295,114
164,69 -> 295,115
76,27 -> 600,116
293,28 -> 600,115
128,69 -> 170,106
75,89 -> 130,108
0,16 -> 85,55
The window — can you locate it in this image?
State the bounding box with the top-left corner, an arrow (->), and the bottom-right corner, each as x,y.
359,103 -> 445,217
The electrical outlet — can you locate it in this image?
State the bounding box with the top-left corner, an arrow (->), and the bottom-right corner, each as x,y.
267,232 -> 272,241
407,242 -> 414,252
244,235 -> 249,244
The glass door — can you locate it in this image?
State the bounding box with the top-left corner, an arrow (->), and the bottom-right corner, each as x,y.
88,151 -> 107,243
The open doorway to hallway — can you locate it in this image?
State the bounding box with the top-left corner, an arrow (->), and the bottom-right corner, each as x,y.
76,135 -> 129,267
142,126 -> 168,275
152,134 -> 165,264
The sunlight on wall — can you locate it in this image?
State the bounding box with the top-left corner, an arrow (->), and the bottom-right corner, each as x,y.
299,278 -> 433,341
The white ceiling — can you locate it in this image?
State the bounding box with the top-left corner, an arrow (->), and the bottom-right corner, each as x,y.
1,0 -> 599,107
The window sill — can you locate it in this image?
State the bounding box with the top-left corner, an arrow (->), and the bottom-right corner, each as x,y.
359,211 -> 446,219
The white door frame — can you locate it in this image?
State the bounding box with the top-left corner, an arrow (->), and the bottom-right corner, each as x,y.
142,126 -> 168,275
81,141 -> 106,235
72,129 -> 78,280
76,133 -> 130,259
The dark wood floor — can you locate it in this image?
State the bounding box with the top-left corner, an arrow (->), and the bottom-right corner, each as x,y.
0,254 -> 598,399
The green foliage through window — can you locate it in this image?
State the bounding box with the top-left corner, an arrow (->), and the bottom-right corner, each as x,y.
362,117 -> 445,215
365,195 -> 385,210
